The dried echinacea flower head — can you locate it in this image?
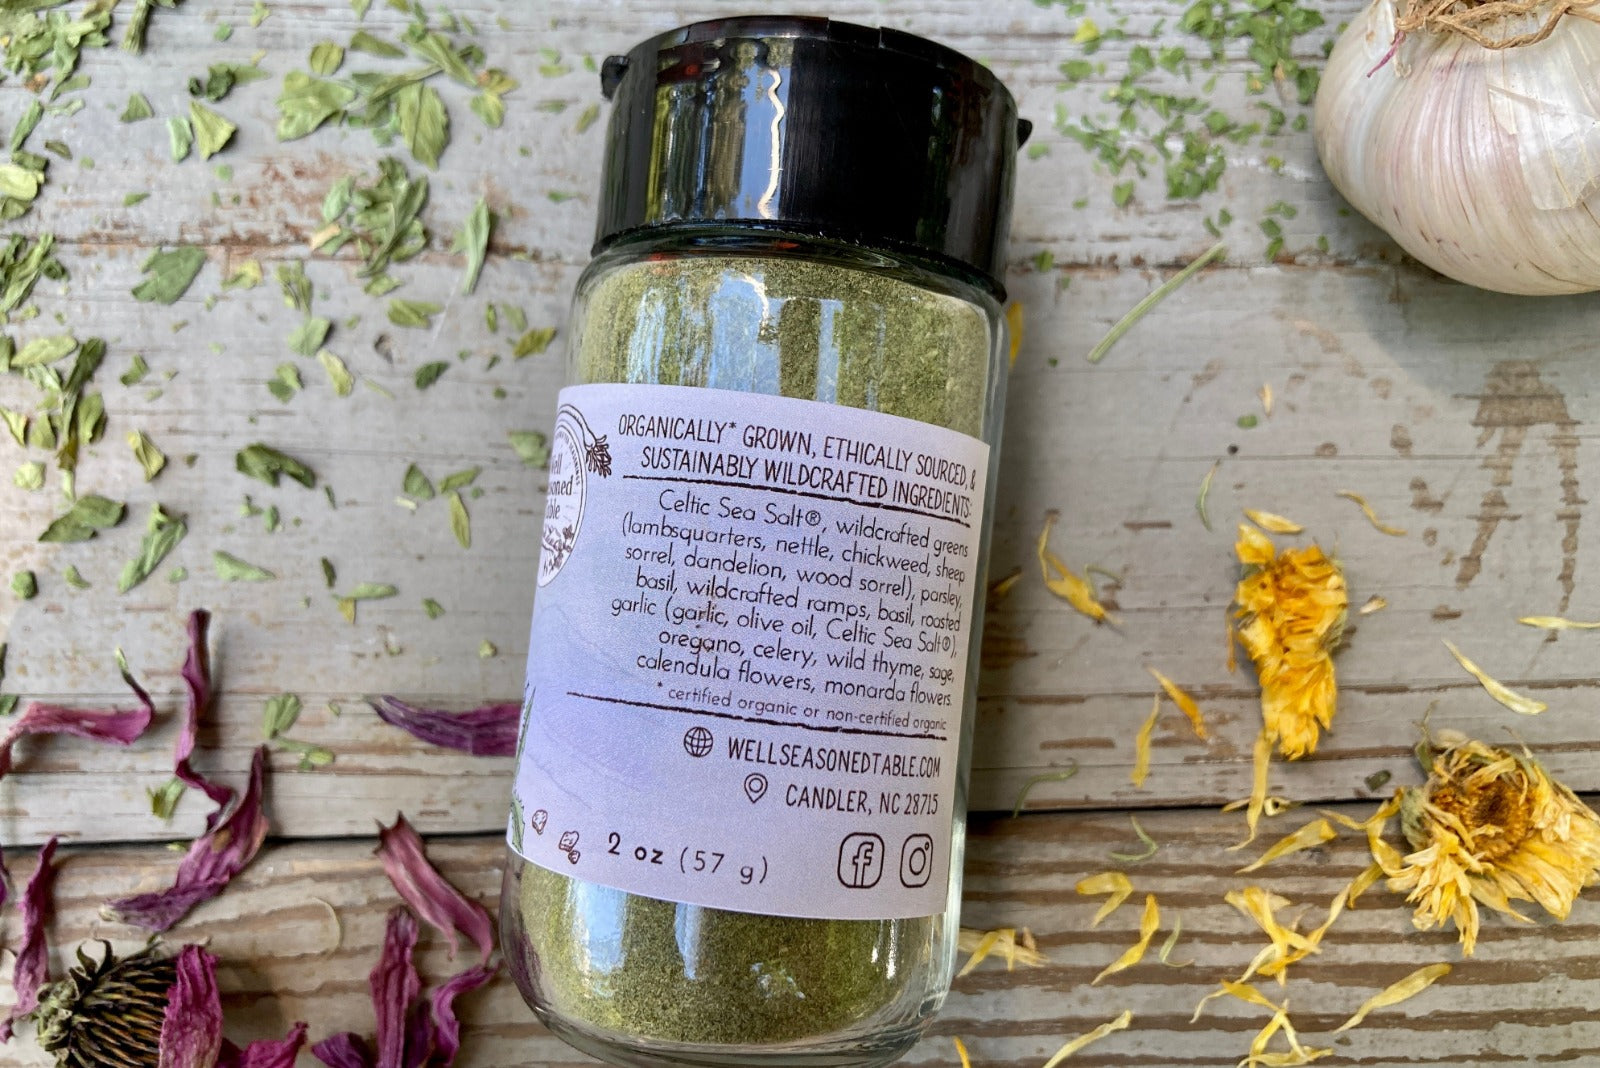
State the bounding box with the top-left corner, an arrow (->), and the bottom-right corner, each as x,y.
1233,524 -> 1348,760
1380,733 -> 1600,955
32,941 -> 175,1066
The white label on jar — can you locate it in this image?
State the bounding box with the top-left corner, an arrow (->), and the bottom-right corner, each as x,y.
507,383 -> 990,920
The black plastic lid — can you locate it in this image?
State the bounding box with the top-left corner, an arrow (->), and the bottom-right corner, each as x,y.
595,16 -> 1028,296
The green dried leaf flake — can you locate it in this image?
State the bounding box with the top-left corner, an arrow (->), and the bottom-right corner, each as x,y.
438,466 -> 479,493
276,70 -> 357,141
236,443 -> 316,488
275,261 -> 312,312
262,692 -> 303,738
11,101 -> 42,154
0,164 -> 40,202
167,116 -> 193,161
512,326 -> 555,358
349,30 -> 403,57
422,597 -> 444,619
288,315 -> 331,357
478,639 -> 496,659
413,360 -> 448,389
448,490 -> 470,548
574,102 -> 600,133
62,564 -> 88,589
123,191 -> 150,207
396,81 -> 448,169
12,571 -> 36,599
452,197 -> 491,295
387,299 -> 441,328
39,495 -> 125,543
12,461 -> 42,490
223,259 -> 263,290
469,91 -> 503,129
118,504 -> 187,594
214,550 -> 275,582
120,92 -> 153,122
317,349 -> 354,397
309,41 -> 345,75
127,429 -> 166,481
190,101 -> 236,160
13,334 -> 76,367
267,363 -> 302,403
0,411 -> 22,446
133,247 -> 206,305
402,463 -> 434,499
507,430 -> 549,468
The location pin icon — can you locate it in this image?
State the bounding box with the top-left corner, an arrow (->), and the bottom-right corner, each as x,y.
743,773 -> 768,804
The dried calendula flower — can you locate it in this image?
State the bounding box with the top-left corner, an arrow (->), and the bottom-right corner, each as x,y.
1244,508 -> 1303,535
1238,817 -> 1337,874
1037,513 -> 1114,624
956,926 -> 1048,975
1233,524 -> 1348,760
1131,695 -> 1160,788
1041,1009 -> 1132,1066
1379,734 -> 1600,955
1442,639 -> 1546,716
1147,667 -> 1207,739
1334,963 -> 1451,1033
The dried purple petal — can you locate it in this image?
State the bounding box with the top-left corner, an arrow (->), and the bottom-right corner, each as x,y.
369,696 -> 518,757
175,609 -> 234,812
219,1022 -> 309,1068
103,746 -> 270,931
373,907 -> 421,1068
311,1032 -> 376,1068
1,837 -> 58,1042
408,963 -> 495,1066
157,944 -> 223,1068
0,656 -> 155,777
376,814 -> 494,964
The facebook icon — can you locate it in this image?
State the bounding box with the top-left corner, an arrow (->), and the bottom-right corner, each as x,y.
837,833 -> 885,889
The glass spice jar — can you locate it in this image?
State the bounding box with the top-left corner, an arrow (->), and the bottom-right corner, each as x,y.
501,16 -> 1026,1067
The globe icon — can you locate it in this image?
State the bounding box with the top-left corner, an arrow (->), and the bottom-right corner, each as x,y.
683,726 -> 714,758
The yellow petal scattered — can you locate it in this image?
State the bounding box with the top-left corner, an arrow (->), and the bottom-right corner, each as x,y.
956,926 -> 1048,976
1231,730 -> 1276,849
1006,300 -> 1024,366
1518,615 -> 1600,631
1260,382 -> 1274,416
1148,667 -> 1207,739
1132,694 -> 1159,788
1037,513 -> 1114,624
1193,979 -> 1281,1023
1359,595 -> 1387,615
988,567 -> 1022,603
1442,639 -> 1547,715
1245,509 -> 1303,535
1075,871 -> 1133,927
1334,963 -> 1451,1033
1159,915 -> 1193,967
1092,893 -> 1158,985
1237,818 -> 1337,874
1040,1010 -> 1132,1068
1336,489 -> 1406,536
953,1037 -> 972,1068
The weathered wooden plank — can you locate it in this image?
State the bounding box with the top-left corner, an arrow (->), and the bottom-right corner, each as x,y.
5,805 -> 1598,1066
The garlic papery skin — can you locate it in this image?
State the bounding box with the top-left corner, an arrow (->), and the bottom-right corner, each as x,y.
1314,1 -> 1600,295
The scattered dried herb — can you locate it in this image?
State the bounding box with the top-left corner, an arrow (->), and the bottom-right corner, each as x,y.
507,430 -> 549,468
212,550 -> 275,582
13,461 -> 42,490
388,298 -> 441,328
413,360 -> 448,389
126,429 -> 165,480
119,504 -> 186,593
402,463 -> 434,499
39,494 -> 124,543
446,490 -> 469,547
1088,242 -> 1226,363
189,100 -> 236,159
167,116 -> 193,161
452,197 -> 491,294
261,693 -> 302,738
316,348 -> 354,396
1109,815 -> 1160,862
421,597 -> 444,619
336,581 -> 397,622
288,315 -> 331,357
1093,894 -> 1159,984
12,570 -> 36,599
62,564 -> 88,589
236,442 -> 316,488
133,246 -> 206,304
438,466 -> 478,492
512,325 -> 555,358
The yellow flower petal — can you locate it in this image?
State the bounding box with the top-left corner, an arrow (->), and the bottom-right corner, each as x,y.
1092,893 -> 1158,985
956,926 -> 1048,976
1041,1009 -> 1132,1068
1334,963 -> 1451,1033
1131,694 -> 1159,788
988,567 -> 1022,603
1336,489 -> 1406,536
1518,615 -> 1600,631
1037,513 -> 1114,624
1005,301 -> 1024,366
1075,871 -> 1133,927
1245,509 -> 1303,534
1148,667 -> 1207,739
1237,818 -> 1337,874
1442,639 -> 1547,715
1231,730 -> 1276,849
1259,382 -> 1274,416
1359,595 -> 1387,615
953,1037 -> 972,1068
1159,914 -> 1193,967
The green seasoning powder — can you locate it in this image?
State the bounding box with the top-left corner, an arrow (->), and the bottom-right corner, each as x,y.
504,251 -> 992,1046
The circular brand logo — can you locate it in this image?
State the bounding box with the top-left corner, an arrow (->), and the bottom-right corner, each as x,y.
537,406 -> 592,587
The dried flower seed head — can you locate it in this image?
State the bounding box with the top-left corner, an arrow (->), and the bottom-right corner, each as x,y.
32,941 -> 175,1066
1233,524 -> 1348,759
1381,735 -> 1600,954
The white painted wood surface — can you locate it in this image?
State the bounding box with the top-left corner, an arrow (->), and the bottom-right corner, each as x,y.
4,1 -> 1600,1061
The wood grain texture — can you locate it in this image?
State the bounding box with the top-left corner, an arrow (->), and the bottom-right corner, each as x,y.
5,806 -> 1598,1067
1,0 -> 1599,850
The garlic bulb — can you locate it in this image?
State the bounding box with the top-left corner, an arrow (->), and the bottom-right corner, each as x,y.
1314,1 -> 1600,295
